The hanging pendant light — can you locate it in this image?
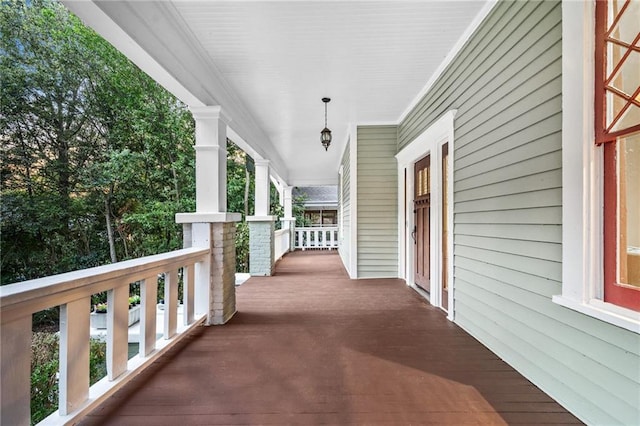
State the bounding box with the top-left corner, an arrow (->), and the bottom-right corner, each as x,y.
320,97 -> 332,151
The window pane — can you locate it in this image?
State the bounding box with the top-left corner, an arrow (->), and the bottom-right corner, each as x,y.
610,0 -> 640,46
603,0 -> 640,133
619,132 -> 640,287
611,103 -> 640,133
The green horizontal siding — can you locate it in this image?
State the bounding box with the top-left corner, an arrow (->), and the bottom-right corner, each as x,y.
357,125 -> 398,278
397,1 -> 640,424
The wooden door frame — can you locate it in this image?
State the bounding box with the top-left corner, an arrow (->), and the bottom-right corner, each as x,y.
395,110 -> 456,320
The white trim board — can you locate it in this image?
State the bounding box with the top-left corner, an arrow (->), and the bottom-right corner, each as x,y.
349,124 -> 358,279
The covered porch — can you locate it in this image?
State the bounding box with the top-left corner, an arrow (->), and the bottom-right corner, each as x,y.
79,250 -> 579,425
2,1 -> 638,424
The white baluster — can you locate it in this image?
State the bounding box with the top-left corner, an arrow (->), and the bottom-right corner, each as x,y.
184,265 -> 195,325
164,270 -> 178,339
59,297 -> 90,415
107,286 -> 128,380
140,275 -> 157,357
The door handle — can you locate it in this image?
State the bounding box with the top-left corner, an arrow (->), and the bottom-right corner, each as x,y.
411,226 -> 416,243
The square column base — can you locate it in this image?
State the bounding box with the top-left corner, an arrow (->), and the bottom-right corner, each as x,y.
210,222 -> 237,324
179,213 -> 239,325
248,219 -> 275,276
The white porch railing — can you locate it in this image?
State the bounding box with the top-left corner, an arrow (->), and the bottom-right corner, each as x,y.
274,228 -> 290,261
295,226 -> 338,250
0,247 -> 209,426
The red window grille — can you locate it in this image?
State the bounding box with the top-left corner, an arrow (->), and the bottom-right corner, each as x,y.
595,0 -> 640,145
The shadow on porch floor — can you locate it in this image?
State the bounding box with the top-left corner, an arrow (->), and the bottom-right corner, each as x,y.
79,250 -> 581,425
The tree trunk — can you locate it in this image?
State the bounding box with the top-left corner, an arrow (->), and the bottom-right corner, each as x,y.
105,197 -> 118,263
116,223 -> 129,260
244,168 -> 250,217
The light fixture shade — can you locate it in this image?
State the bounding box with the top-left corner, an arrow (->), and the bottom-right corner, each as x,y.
321,127 -> 332,151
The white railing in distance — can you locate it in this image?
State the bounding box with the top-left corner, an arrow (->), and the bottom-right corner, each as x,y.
295,226 -> 338,250
274,228 -> 290,261
0,247 -> 209,426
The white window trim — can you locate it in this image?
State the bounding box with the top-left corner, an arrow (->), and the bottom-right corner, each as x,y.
553,0 -> 639,333
349,125 -> 358,279
338,164 -> 344,244
396,110 -> 456,321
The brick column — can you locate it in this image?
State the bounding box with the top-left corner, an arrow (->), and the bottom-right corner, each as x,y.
248,159 -> 277,276
247,218 -> 276,276
210,222 -> 236,324
178,214 -> 240,325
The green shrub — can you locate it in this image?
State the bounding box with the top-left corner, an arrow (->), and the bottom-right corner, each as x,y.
30,333 -> 107,425
89,338 -> 107,384
31,333 -> 59,425
235,221 -> 249,272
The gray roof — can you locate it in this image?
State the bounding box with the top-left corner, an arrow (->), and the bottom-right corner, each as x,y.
293,186 -> 338,206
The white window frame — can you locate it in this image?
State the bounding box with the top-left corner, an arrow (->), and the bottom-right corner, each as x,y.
552,0 -> 639,333
338,164 -> 344,243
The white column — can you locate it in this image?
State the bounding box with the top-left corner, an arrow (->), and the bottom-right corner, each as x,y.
283,186 -> 293,219
254,159 -> 271,217
176,105 -> 240,325
191,106 -> 229,213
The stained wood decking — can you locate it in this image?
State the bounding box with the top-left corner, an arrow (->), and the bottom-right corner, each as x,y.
80,250 -> 581,425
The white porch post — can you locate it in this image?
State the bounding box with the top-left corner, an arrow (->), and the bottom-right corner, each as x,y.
193,106 -> 227,212
247,159 -> 277,276
282,186 -> 296,251
254,159 -> 270,216
176,106 -> 240,325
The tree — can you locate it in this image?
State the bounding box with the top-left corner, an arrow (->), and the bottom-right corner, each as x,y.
1,0 -> 108,280
0,0 -> 196,283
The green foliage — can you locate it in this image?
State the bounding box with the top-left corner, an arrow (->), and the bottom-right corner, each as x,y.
0,0 -> 271,281
93,302 -> 107,313
235,221 -> 250,272
89,338 -> 107,385
293,195 -> 309,226
226,141 -> 253,216
1,0 -> 196,283
31,333 -> 59,424
30,332 -> 107,424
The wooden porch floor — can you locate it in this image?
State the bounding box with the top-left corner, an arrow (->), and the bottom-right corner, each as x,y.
81,250 -> 581,425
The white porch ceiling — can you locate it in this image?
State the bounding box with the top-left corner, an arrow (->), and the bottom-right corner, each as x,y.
63,1 -> 489,186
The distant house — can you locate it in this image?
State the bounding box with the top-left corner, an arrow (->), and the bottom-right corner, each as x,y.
293,186 -> 338,226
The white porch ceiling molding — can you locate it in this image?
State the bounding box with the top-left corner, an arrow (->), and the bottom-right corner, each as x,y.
63,1 -> 489,187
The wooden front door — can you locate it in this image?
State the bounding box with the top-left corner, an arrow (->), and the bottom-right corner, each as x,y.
414,155 -> 431,292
